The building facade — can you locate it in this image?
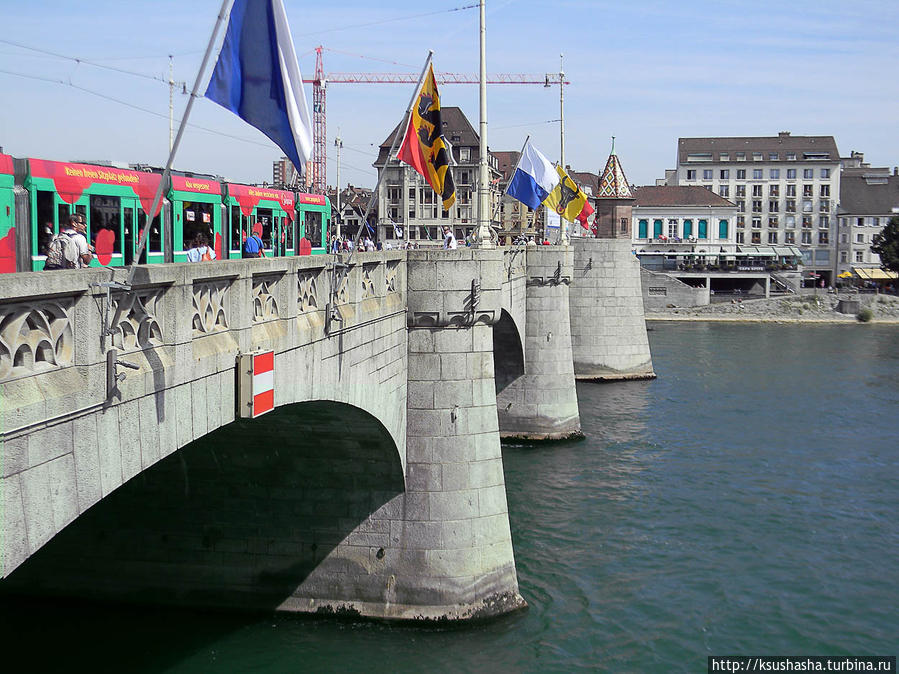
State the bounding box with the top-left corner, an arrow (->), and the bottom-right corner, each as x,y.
836,154 -> 899,280
631,186 -> 738,270
675,132 -> 840,285
373,107 -> 502,246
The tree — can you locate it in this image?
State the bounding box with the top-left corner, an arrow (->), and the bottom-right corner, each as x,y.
871,215 -> 899,273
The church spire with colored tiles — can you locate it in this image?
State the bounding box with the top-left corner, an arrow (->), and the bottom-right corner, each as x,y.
598,137 -> 633,199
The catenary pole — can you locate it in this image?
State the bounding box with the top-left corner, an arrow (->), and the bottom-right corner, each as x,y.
474,0 -> 494,247
125,0 -> 233,287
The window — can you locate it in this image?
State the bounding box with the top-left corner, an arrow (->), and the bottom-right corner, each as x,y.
735,185 -> 746,197
769,153 -> 778,161
387,187 -> 401,203
803,168 -> 814,179
620,218 -> 628,233
737,200 -> 745,212
686,169 -> 696,180
856,233 -> 864,243
787,168 -> 797,179
840,251 -> 848,263
408,187 -> 416,201
703,169 -> 713,180
787,152 -> 797,161
769,216 -> 779,228
840,218 -> 847,228
736,232 -> 745,243
768,231 -> 778,243
785,231 -> 795,244
818,231 -> 829,244
638,219 -> 648,238
855,250 -> 864,262
769,185 -> 779,197
753,152 -> 763,161
736,169 -> 746,179
786,201 -> 796,214
459,147 -> 470,162
801,231 -> 811,244
821,168 -> 830,179
683,219 -> 693,237
718,219 -> 728,239
752,217 -> 762,229
873,217 -> 880,226
752,200 -> 762,213
698,219 -> 708,239
751,232 -> 761,244
753,169 -> 763,179
802,200 -> 813,213
736,152 -> 746,161
841,233 -> 848,243
752,185 -> 763,197
720,153 -> 729,161
668,219 -> 679,238
803,185 -> 813,197
857,217 -> 865,226
718,185 -> 729,198
785,215 -> 796,228
820,199 -> 830,212
769,201 -> 779,212
736,216 -> 745,228
786,185 -> 796,198
653,219 -> 663,238
820,185 -> 830,197
802,216 -> 812,229
720,169 -> 729,179
770,168 -> 780,179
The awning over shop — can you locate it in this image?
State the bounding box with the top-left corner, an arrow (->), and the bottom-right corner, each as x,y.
774,246 -> 802,257
853,267 -> 899,281
736,246 -> 776,257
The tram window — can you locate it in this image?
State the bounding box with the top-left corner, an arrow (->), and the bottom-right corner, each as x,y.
35,191 -> 55,255
90,195 -> 122,254
257,209 -> 273,248
285,215 -> 294,250
305,211 -> 322,246
230,205 -> 242,252
57,203 -> 71,227
182,201 -> 213,250
138,211 -> 163,253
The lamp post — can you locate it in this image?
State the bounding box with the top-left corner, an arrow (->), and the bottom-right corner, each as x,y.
546,54 -> 567,244
334,130 -> 343,240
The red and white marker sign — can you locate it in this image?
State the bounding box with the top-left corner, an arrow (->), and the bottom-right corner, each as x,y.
238,350 -> 275,418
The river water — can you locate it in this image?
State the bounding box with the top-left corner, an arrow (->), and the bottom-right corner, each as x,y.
3,323 -> 897,671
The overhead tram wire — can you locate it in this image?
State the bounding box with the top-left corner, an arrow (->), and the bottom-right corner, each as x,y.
293,3 -> 477,37
0,68 -> 276,150
0,38 -> 169,85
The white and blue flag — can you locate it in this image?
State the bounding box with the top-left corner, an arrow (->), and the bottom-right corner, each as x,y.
506,140 -> 560,209
205,0 -> 312,174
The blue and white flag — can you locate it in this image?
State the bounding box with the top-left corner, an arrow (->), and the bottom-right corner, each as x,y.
506,140 -> 560,209
205,0 -> 312,173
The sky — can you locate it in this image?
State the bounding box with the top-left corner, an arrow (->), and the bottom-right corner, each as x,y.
1,0 -> 898,190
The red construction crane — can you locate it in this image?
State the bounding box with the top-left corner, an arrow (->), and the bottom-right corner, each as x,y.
301,45 -> 569,194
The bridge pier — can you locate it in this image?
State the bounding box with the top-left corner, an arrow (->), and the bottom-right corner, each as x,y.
569,238 -> 655,381
496,247 -> 582,441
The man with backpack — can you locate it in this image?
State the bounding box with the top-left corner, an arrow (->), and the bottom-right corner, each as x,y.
44,215 -> 92,270
242,223 -> 265,258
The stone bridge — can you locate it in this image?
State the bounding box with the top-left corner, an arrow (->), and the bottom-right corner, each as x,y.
0,239 -> 652,621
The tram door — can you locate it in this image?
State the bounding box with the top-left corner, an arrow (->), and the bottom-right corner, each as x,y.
255,208 -> 289,257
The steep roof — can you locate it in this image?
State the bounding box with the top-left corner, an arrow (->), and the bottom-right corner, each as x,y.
678,133 -> 839,164
374,106 -> 480,166
839,174 -> 899,215
493,151 -> 520,182
598,153 -> 633,199
632,185 -> 735,208
569,169 -> 599,196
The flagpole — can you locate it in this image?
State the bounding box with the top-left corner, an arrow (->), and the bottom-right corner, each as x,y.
473,0 -> 494,248
490,134 -> 529,237
125,0 -> 234,287
342,50 -> 433,265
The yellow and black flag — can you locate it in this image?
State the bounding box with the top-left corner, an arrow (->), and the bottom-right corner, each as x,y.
398,64 -> 456,210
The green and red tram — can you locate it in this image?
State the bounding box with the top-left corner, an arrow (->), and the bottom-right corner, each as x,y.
0,153 -> 333,273
0,154 -> 15,273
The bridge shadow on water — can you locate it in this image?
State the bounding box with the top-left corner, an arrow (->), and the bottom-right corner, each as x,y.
1,400 -> 405,661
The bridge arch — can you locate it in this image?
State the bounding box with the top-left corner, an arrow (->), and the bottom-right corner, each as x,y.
1,400 -> 405,611
492,308 -> 525,394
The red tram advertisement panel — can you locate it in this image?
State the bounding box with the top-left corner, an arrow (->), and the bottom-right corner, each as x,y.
26,159 -> 164,269
0,154 -> 15,273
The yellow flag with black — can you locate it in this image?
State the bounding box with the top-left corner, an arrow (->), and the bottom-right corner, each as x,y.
543,165 -> 594,228
397,64 -> 456,210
